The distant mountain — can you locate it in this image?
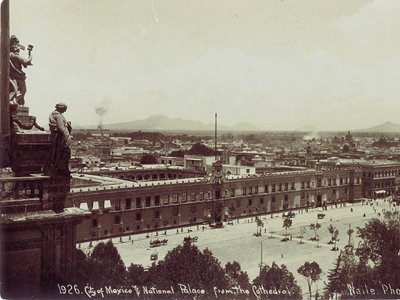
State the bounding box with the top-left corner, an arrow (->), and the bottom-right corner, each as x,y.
357,121 -> 400,133
231,122 -> 260,131
295,124 -> 321,132
101,115 -> 259,131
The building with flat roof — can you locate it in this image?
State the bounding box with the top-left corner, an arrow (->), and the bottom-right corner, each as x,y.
68,166 -> 363,242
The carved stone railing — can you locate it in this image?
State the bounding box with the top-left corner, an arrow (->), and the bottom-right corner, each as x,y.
0,175 -> 49,214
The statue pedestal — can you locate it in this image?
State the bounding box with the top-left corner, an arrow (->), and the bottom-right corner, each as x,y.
10,106 -> 50,176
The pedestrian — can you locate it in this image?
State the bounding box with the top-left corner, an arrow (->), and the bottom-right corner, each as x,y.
281,254 -> 283,258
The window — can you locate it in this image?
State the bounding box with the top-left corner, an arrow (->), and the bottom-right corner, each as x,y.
272,196 -> 275,203
340,178 -> 343,185
249,187 -> 253,195
230,188 -> 235,197
260,198 -> 264,204
125,198 -> 132,210
291,183 -> 295,190
181,193 -> 187,203
236,199 -> 241,208
155,195 -> 160,206
114,215 -> 121,224
191,192 -> 196,201
255,186 -> 258,194
272,184 -> 276,193
173,194 -> 178,203
172,207 -> 179,216
242,187 -> 246,196
284,183 -> 288,191
307,181 -> 311,188
278,183 -> 282,192
154,211 -> 160,219
136,213 -> 141,221
301,181 -> 305,189
284,195 -> 288,201
163,194 -> 170,204
136,197 -> 142,208
145,196 -> 151,207
248,199 -> 253,206
264,184 -> 269,193
114,200 -> 121,211
92,219 -> 98,227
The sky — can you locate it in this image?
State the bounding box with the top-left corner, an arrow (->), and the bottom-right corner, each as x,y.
9,0 -> 400,131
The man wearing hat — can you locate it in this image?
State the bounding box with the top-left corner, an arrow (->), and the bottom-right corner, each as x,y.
42,103 -> 72,177
9,35 -> 33,106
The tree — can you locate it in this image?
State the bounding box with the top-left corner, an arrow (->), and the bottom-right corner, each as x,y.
324,249 -> 357,299
169,150 -> 186,158
309,223 -> 321,246
355,211 -> 400,287
282,217 -> 292,241
255,216 -> 264,236
127,264 -> 148,286
331,228 -> 339,251
299,226 -> 306,244
147,242 -> 229,299
297,262 -> 322,300
253,262 -> 302,299
87,240 -> 127,288
188,143 -> 219,156
328,224 -> 335,244
140,154 -> 157,164
74,249 -> 93,287
325,211 -> 400,298
346,224 -> 354,248
224,261 -> 251,290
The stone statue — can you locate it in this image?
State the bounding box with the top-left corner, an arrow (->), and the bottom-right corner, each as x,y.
42,103 -> 72,178
9,35 -> 33,106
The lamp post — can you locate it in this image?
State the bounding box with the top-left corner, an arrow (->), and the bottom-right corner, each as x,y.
259,239 -> 266,275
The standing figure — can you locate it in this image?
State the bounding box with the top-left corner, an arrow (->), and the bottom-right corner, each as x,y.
9,35 -> 33,106
43,103 -> 72,177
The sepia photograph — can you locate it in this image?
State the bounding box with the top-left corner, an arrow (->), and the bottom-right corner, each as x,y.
1,0 -> 400,299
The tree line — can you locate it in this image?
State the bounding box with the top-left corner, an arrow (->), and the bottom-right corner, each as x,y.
64,210 -> 399,299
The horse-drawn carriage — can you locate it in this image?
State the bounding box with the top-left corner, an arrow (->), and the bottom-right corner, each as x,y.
282,211 -> 296,218
209,221 -> 224,228
149,238 -> 168,248
183,236 -> 198,243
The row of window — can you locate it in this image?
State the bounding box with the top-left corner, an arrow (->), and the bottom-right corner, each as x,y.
364,169 -> 400,178
81,176 -> 359,211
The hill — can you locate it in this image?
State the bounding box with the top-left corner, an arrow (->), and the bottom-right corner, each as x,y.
102,115 -> 260,131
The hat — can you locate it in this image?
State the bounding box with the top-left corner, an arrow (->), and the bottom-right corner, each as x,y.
55,102 -> 68,109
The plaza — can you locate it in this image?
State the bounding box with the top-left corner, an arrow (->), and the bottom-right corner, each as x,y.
81,198 -> 396,297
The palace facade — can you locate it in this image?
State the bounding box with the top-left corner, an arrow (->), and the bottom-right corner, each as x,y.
68,166 -> 367,242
